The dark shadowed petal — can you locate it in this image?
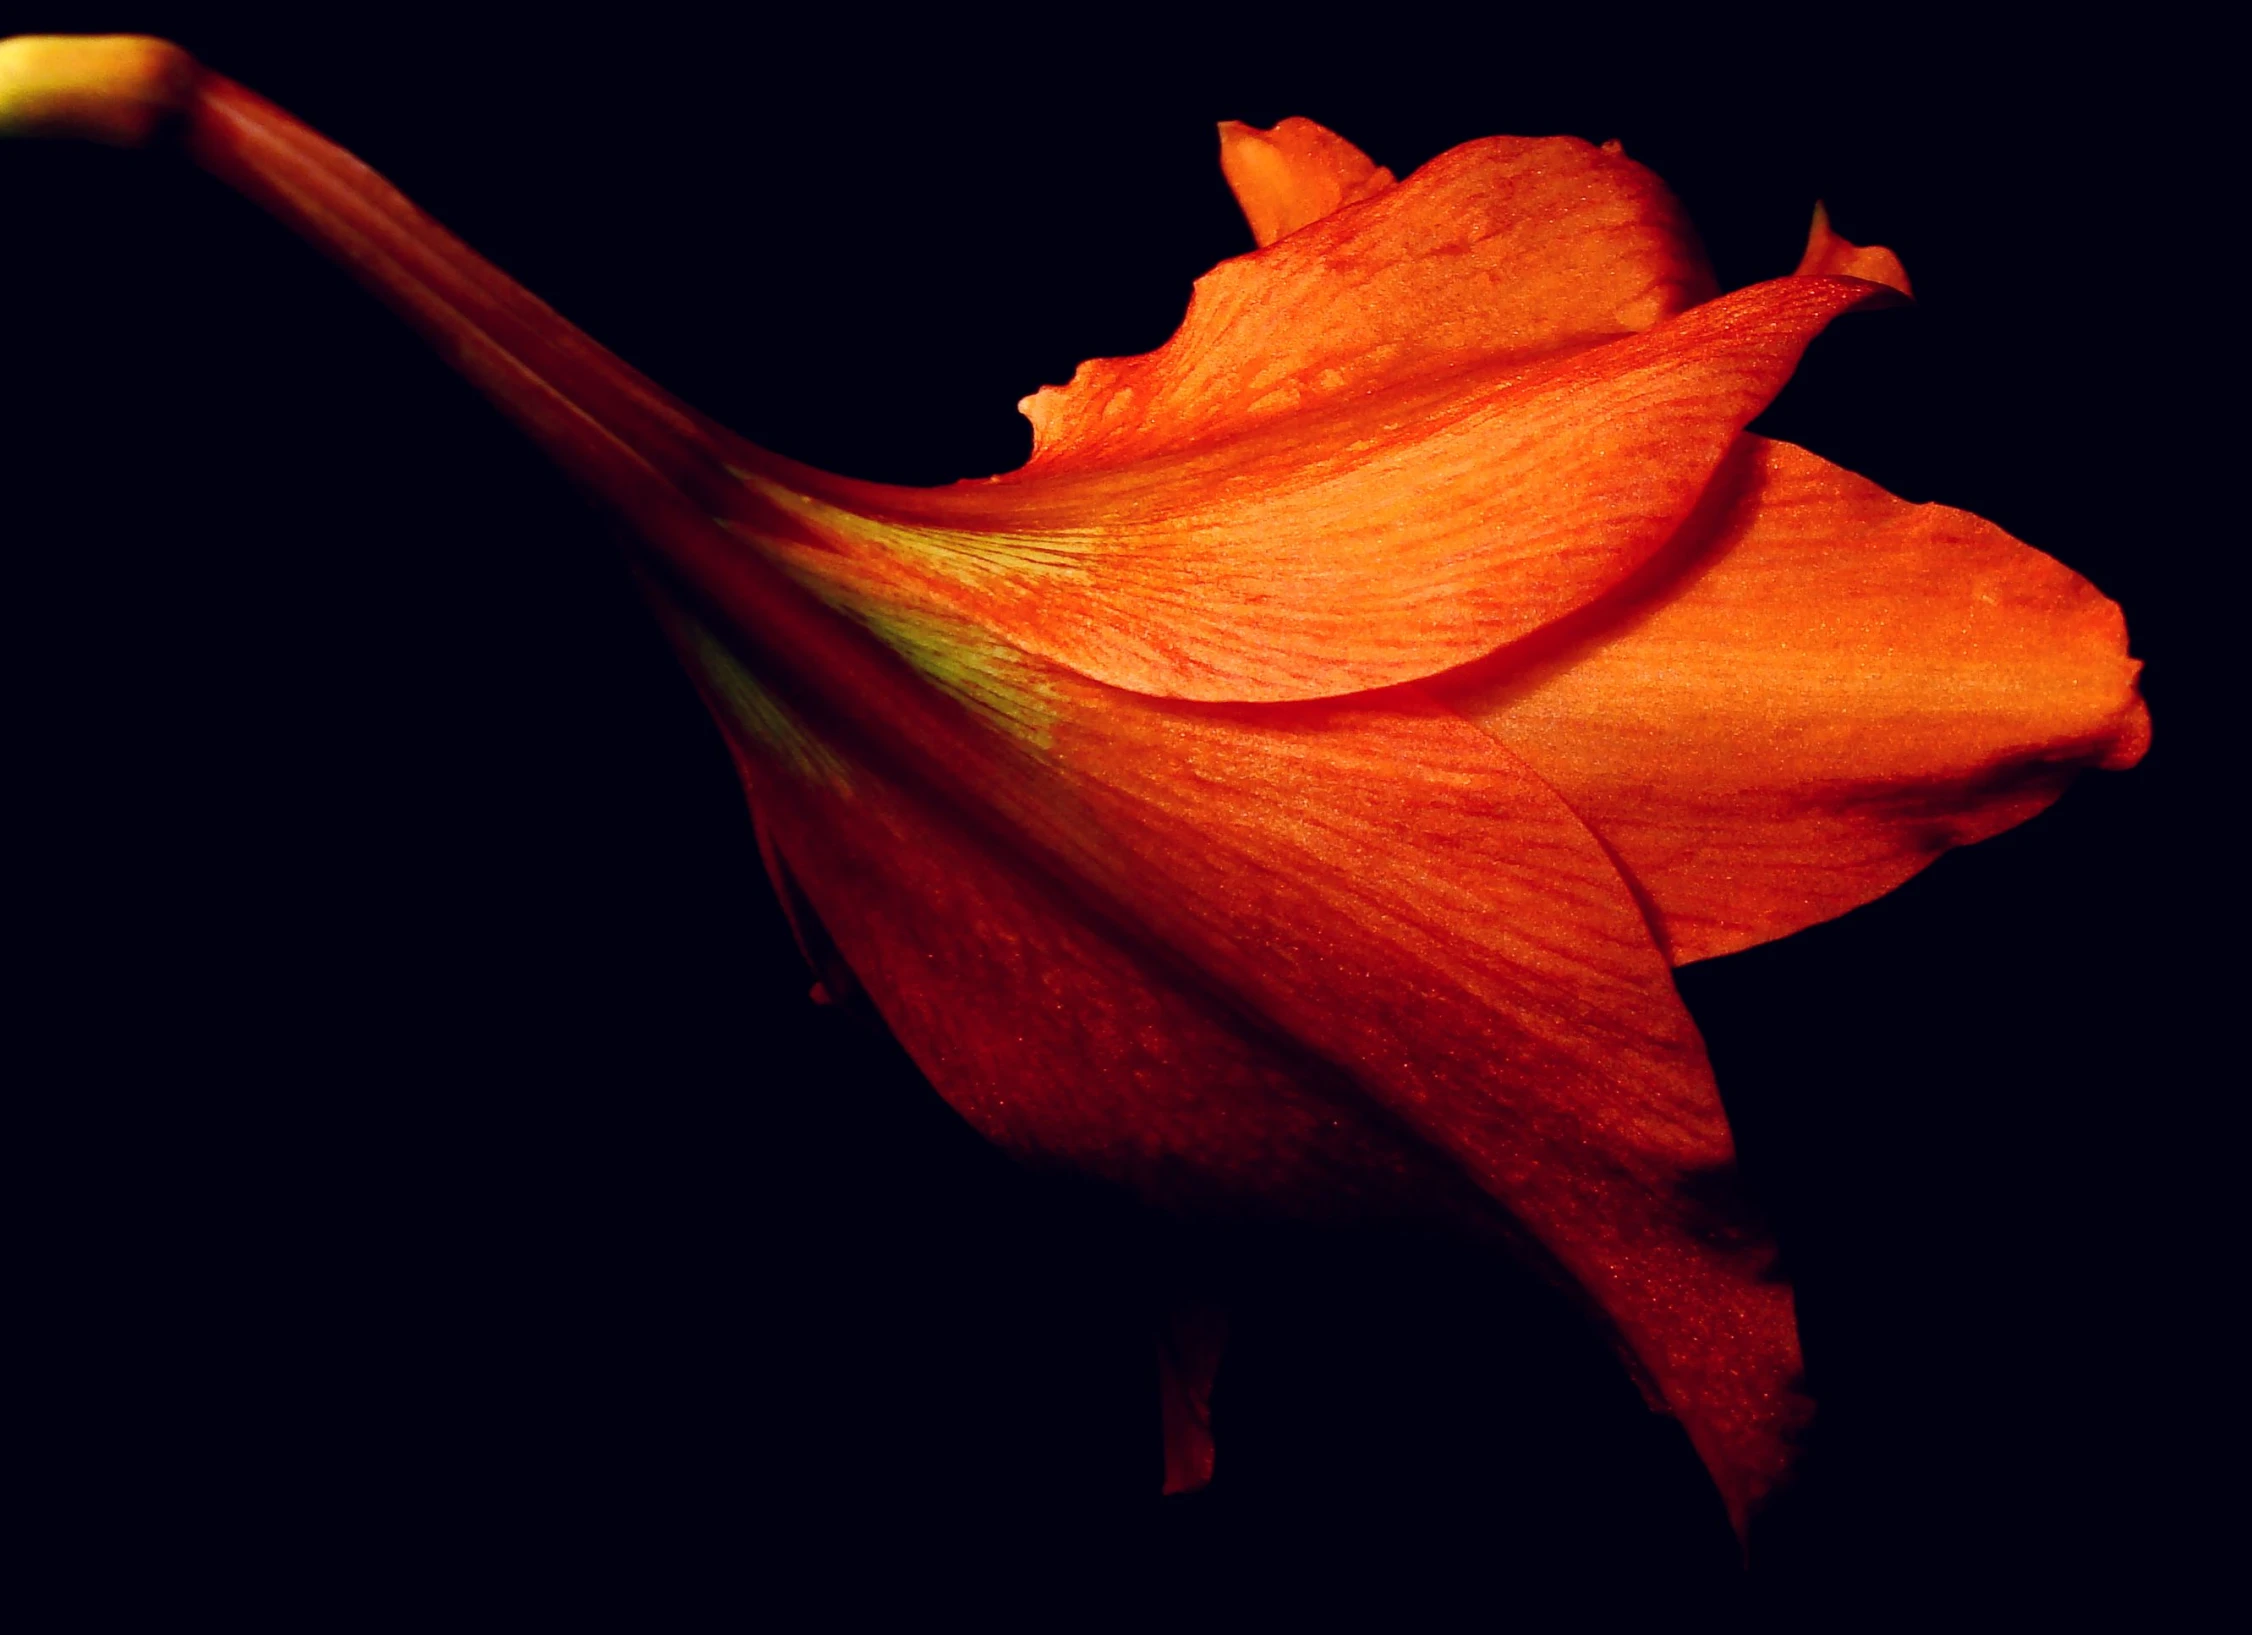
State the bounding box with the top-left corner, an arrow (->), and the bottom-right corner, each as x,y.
661,582 -> 1814,1530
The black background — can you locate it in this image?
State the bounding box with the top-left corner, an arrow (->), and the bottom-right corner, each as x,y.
7,10 -> 2223,1623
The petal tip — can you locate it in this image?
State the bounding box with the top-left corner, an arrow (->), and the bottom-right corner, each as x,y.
1216,114 -> 1394,247
1795,200 -> 1914,298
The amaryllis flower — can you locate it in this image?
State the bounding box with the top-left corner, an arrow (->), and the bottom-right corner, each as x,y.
0,36 -> 2148,1535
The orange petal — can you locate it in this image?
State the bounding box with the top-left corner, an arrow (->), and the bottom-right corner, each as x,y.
1794,201 -> 1913,297
146,70 -> 1751,707
748,276 -> 1892,702
1452,436 -> 2148,964
1216,116 -> 1396,247
1017,127 -> 1717,470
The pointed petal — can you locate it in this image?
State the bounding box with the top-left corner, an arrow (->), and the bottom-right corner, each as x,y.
1018,128 -> 1717,470
1217,116 -> 1395,246
1794,201 -> 1913,297
1452,436 -> 2149,965
755,276 -> 1892,702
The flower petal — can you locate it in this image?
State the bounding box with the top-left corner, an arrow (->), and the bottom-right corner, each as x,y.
664,579 -> 1810,1527
1216,116 -> 1395,247
1451,436 -> 2149,965
1017,126 -> 1717,470
1038,681 -> 1808,1530
747,276 -> 1893,702
153,69 -> 1788,709
656,597 -> 1475,1222
1793,201 -> 1913,297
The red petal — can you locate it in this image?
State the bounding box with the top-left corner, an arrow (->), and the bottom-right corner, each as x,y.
666,582 -> 1811,1527
1794,201 -> 1913,297
658,600 -> 1474,1222
1216,116 -> 1395,247
1017,127 -> 1716,470
1453,436 -> 2148,964
1040,682 -> 1807,1530
751,276 -> 1892,701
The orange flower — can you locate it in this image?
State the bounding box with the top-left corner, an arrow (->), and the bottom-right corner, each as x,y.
0,39 -> 2148,1533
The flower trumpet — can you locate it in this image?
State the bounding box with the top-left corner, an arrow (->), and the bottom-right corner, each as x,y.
0,36 -> 2149,1534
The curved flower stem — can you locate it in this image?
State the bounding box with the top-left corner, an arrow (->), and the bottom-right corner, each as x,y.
2,38 -> 1052,860
0,36 -> 1330,1085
